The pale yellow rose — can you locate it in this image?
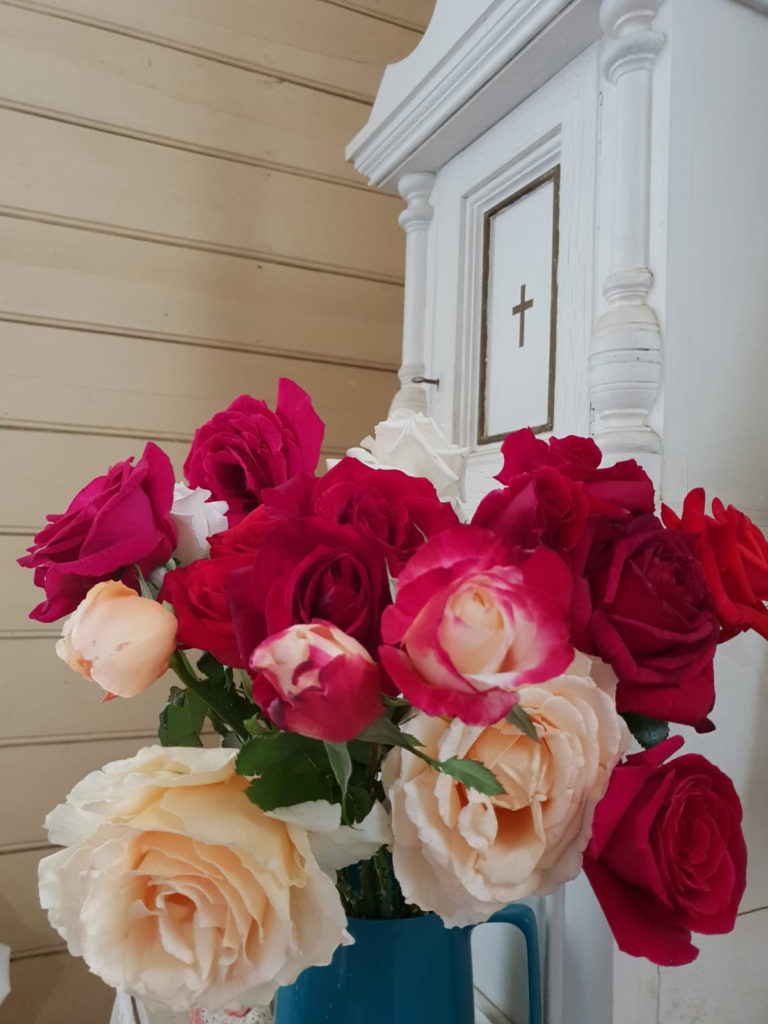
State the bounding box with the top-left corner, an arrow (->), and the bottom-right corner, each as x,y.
38,747 -> 351,1012
56,580 -> 177,698
382,653 -> 631,926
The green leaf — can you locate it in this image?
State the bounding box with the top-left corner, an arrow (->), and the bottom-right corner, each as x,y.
323,741 -> 353,800
344,784 -> 376,825
437,757 -> 505,796
158,686 -> 207,747
243,713 -> 270,736
621,712 -> 670,750
236,732 -> 335,812
505,704 -> 540,742
359,715 -> 424,754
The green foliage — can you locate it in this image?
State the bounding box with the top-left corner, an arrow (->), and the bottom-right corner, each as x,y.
505,704 -> 540,742
236,732 -> 335,812
323,741 -> 353,801
158,686 -> 207,747
438,756 -> 506,796
621,712 -> 670,750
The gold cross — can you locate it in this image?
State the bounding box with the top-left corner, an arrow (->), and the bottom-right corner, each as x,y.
512,283 -> 534,348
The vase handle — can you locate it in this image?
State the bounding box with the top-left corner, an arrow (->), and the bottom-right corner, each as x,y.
484,904 -> 542,1024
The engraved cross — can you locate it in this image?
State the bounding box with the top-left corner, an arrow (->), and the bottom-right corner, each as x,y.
512,283 -> 534,348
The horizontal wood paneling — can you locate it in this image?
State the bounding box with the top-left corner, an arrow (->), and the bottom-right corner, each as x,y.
0,637 -> 169,740
0,4 -> 371,186
0,322 -> 396,449
3,0 -> 421,103
0,433 -> 191,533
0,951 -> 113,1023
0,218 -> 404,368
1,737 -> 161,847
0,109 -> 404,282
1,849 -> 58,953
319,0 -> 434,33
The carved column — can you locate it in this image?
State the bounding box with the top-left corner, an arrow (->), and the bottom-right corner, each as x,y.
390,172 -> 437,415
589,0 -> 665,477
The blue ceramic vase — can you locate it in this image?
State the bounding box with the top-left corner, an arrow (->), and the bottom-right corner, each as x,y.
274,906 -> 541,1024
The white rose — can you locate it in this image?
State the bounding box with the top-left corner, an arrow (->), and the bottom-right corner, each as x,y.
382,654 -> 631,926
347,409 -> 467,503
39,746 -> 351,1012
170,483 -> 228,564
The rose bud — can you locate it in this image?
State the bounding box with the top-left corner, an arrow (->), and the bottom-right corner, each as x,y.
249,622 -> 384,742
56,581 -> 177,698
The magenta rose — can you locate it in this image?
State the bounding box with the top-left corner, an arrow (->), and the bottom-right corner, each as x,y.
227,518 -> 391,664
473,466 -> 590,555
19,443 -> 176,622
249,622 -> 384,741
574,515 -> 719,730
184,380 -> 324,524
584,735 -> 747,966
311,458 -> 459,572
496,429 -> 655,519
379,525 -> 573,724
663,488 -> 768,641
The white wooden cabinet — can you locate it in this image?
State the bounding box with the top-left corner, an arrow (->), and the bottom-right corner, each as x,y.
348,1 -> 768,1021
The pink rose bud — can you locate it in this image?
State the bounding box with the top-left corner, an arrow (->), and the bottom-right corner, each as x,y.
56,581 -> 177,698
249,622 -> 384,742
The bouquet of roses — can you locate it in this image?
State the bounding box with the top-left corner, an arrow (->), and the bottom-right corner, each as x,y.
20,379 -> 766,1013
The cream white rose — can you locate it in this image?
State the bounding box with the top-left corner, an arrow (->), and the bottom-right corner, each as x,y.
171,483 -> 228,565
39,746 -> 351,1012
382,654 -> 631,926
347,409 -> 467,503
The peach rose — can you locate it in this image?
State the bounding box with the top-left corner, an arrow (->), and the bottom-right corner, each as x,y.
38,747 -> 351,1012
56,580 -> 177,698
382,653 -> 631,925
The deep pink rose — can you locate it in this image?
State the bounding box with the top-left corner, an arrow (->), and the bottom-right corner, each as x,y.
184,380 -> 324,524
473,466 -> 590,555
663,488 -> 768,641
574,515 -> 719,730
227,518 -> 391,664
496,429 -> 655,519
249,622 -> 384,741
311,458 -> 459,572
19,443 -> 176,622
158,554 -> 250,669
379,525 -> 573,724
584,735 -> 747,966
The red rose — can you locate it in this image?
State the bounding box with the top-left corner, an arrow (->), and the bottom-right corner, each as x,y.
159,555 -> 249,668
662,488 -> 768,640
227,518 -> 391,664
473,466 -> 590,555
184,380 -> 324,524
584,735 -> 747,966
311,458 -> 459,572
379,525 -> 573,724
496,429 -> 654,519
574,516 -> 719,730
19,443 -> 176,622
249,622 -> 384,741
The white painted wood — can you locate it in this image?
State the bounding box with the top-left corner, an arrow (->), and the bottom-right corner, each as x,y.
389,172 -> 436,414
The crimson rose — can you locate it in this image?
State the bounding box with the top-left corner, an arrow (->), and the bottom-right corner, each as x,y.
379,525 -> 573,724
19,443 -> 176,622
584,735 -> 747,966
572,515 -> 719,730
184,380 -> 324,524
496,429 -> 654,519
662,488 -> 768,641
158,554 -> 249,669
227,518 -> 391,663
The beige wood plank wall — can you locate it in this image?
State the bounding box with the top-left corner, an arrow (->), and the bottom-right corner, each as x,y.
0,1 -> 432,1019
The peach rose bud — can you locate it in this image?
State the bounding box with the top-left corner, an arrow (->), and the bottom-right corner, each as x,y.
56,580 -> 177,698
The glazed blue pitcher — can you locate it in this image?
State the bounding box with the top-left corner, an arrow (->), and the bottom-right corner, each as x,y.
274,905 -> 541,1024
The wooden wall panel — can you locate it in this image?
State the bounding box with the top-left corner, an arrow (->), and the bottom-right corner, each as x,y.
0,323 -> 396,449
0,220 -> 404,370
0,4 -> 371,186
0,109 -> 404,281
0,953 -> 114,1024
319,0 -> 434,33
4,0 -> 421,102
